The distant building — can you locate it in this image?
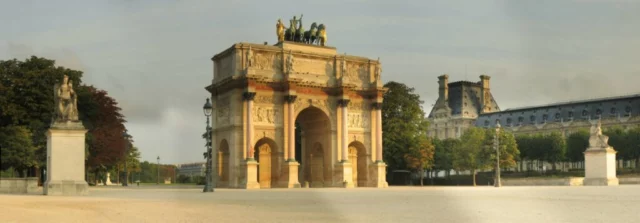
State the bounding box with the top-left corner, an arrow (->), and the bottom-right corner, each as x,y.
176,162 -> 206,177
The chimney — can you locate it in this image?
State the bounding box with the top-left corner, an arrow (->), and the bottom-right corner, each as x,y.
479,75 -> 492,113
438,74 -> 449,102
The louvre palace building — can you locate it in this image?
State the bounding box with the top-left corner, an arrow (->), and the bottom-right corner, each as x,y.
427,74 -> 640,171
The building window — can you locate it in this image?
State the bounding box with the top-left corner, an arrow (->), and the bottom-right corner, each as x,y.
518,116 -> 524,123
611,107 -> 617,114
582,110 -> 588,117
568,111 -> 574,118
555,113 -> 561,120
530,115 -> 536,122
596,109 -> 602,116
506,118 -> 512,126
542,114 -> 548,122
626,106 -> 632,113
484,120 -> 490,127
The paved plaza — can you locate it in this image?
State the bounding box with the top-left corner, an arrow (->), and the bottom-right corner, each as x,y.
1,185 -> 639,223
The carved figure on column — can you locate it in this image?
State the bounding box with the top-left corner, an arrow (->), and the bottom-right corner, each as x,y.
376,57 -> 382,81
286,50 -> 295,74
52,75 -> 79,124
246,46 -> 254,68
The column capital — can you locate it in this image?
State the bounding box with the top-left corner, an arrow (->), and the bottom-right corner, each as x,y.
284,95 -> 298,104
371,102 -> 383,110
338,99 -> 350,107
243,92 -> 256,101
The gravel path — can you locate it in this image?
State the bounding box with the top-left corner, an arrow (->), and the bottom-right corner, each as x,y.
1,185 -> 638,223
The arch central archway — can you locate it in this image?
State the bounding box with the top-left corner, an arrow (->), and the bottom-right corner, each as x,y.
295,106 -> 331,188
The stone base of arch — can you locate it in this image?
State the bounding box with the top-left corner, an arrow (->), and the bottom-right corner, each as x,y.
334,162 -> 355,188
371,162 -> 389,188
281,161 -> 301,188
240,160 -> 261,189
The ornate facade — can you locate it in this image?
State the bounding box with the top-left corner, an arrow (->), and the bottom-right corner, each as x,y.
205,41 -> 388,189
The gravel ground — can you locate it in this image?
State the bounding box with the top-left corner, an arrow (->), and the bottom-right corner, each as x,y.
1,185 -> 639,223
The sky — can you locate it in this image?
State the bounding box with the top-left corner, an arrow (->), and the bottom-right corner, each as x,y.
1,0 -> 639,164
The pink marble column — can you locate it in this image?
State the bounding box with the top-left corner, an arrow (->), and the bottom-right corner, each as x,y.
244,92 -> 256,160
339,99 -> 350,162
285,95 -> 297,162
374,102 -> 383,162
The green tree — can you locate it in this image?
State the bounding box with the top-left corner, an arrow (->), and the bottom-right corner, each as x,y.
626,127 -> 640,170
545,132 -> 566,171
433,138 -> 458,179
489,129 -> 520,169
566,130 -> 589,163
382,81 -> 429,171
452,127 -> 491,186
0,57 -> 83,169
404,137 -> 435,186
0,126 -> 38,176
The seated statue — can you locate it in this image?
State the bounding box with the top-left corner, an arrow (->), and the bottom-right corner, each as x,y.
52,75 -> 80,125
589,120 -> 609,148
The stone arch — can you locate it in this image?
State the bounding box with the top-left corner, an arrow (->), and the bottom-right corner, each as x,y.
253,137 -> 280,189
295,106 -> 332,187
294,98 -> 335,130
217,139 -> 230,187
307,142 -> 325,187
348,141 -> 368,187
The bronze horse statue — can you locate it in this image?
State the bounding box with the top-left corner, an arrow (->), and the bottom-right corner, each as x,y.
279,16 -> 326,46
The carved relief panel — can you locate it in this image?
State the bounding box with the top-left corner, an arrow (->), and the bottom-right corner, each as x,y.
348,113 -> 370,128
345,62 -> 369,83
254,52 -> 282,71
216,96 -> 231,126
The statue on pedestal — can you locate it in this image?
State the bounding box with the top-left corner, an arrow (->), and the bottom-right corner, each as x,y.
276,19 -> 286,42
589,119 -> 609,148
52,75 -> 79,124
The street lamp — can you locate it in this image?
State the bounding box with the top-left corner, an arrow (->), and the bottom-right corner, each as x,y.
494,120 -> 502,188
122,130 -> 131,187
157,156 -> 160,185
203,98 -> 214,192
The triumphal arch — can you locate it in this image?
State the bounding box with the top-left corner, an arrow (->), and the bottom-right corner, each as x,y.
205,20 -> 388,189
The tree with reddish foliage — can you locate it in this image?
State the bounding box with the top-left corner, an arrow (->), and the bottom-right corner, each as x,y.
77,85 -> 128,182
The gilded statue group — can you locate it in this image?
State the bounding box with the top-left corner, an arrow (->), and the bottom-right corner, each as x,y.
52,74 -> 79,124
276,14 -> 327,46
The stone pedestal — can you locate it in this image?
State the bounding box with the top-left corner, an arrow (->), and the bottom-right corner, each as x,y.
371,162 -> 389,188
284,161 -> 301,188
44,125 -> 89,196
240,160 -> 261,189
335,162 -> 354,188
584,147 -> 619,186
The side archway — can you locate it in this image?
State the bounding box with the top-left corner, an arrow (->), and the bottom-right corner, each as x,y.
253,137 -> 280,189
217,139 -> 230,187
348,141 -> 369,187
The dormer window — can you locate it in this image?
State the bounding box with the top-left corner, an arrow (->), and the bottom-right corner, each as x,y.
530,115 -> 536,122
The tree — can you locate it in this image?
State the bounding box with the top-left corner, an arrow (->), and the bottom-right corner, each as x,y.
544,132 -> 566,171
404,137 -> 435,186
626,127 -> 640,170
0,126 -> 37,176
0,57 -> 83,170
515,134 -> 532,171
490,129 -> 520,170
452,127 -> 491,186
566,130 -> 589,163
382,81 -> 430,171
433,138 -> 458,179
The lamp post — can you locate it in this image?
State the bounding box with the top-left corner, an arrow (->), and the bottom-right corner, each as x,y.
157,156 -> 160,185
203,98 -> 214,192
494,121 -> 501,188
122,130 -> 131,187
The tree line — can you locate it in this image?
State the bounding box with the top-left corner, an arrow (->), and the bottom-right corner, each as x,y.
0,56 -> 140,184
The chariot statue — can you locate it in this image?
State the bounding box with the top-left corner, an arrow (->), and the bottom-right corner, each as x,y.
277,15 -> 327,46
